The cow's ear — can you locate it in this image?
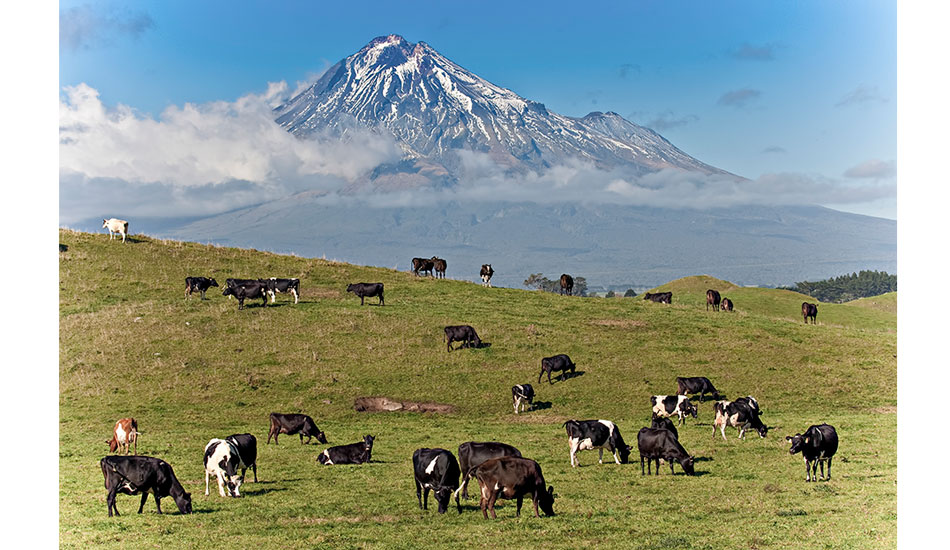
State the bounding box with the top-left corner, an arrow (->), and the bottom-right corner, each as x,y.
803,436 -> 810,444
785,436 -> 792,442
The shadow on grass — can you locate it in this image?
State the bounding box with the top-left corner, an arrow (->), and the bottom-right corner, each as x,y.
241,486 -> 287,496
547,371 -> 585,384
528,401 -> 553,411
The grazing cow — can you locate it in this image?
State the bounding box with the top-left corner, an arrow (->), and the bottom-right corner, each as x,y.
100,455 -> 192,517
480,264 -> 494,287
559,274 -> 574,295
676,376 -> 721,402
643,292 -> 673,304
106,418 -> 140,455
786,424 -> 838,482
457,442 -> 523,499
465,456 -> 555,519
444,325 -> 482,351
712,400 -> 768,440
637,427 -> 695,475
318,435 -> 375,465
651,395 -> 698,425
267,413 -> 327,445
432,257 -> 447,279
412,448 -> 462,514
204,438 -> 243,497
185,277 -> 218,299
538,354 -> 576,384
650,413 -> 679,440
222,280 -> 268,309
412,257 -> 435,277
512,384 -> 535,414
802,302 -> 818,324
225,433 -> 258,483
721,297 -> 734,311
102,218 -> 129,242
563,419 -> 631,467
706,289 -> 721,311
263,278 -> 299,304
346,282 -> 384,306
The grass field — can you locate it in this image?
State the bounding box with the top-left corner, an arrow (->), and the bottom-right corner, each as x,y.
59,229 -> 897,549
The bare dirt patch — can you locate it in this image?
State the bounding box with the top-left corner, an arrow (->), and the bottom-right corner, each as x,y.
354,396 -> 455,414
871,405 -> 897,414
309,288 -> 342,299
591,319 -> 648,329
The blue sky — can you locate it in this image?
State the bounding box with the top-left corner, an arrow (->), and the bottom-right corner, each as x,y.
59,0 -> 896,219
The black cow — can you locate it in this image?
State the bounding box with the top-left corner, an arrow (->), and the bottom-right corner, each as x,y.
100,455 -> 192,517
563,419 -> 631,467
467,456 -> 555,519
225,278 -> 260,294
457,441 -> 522,499
266,413 -> 327,445
637,427 -> 695,476
512,384 -> 535,414
263,278 -> 299,304
721,297 -> 734,311
480,264 -> 494,287
412,257 -> 434,277
185,277 -> 218,299
706,289 -> 721,311
346,282 -> 384,306
225,433 -> 258,483
539,354 -> 576,384
676,376 -> 721,402
786,424 -> 838,482
444,325 -> 481,351
643,292 -> 673,304
651,395 -> 698,425
412,448 -> 462,514
222,280 -> 268,309
318,435 -> 374,465
432,257 -> 447,279
802,302 -> 818,324
650,413 -> 679,440
713,400 -> 768,440
559,274 -> 574,295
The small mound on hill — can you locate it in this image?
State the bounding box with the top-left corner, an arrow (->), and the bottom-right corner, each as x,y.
353,396 -> 455,414
846,292 -> 897,314
648,274 -> 739,294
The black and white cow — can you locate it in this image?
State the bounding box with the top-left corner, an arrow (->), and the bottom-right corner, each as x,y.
650,413 -> 679,440
264,278 -> 299,304
457,441 -> 522,499
346,282 -> 384,306
225,433 -> 258,483
802,302 -> 818,324
637,427 -> 695,476
412,448 -> 462,514
643,292 -> 673,304
675,376 -> 721,402
712,400 -> 768,440
100,455 -> 192,517
538,354 -> 576,384
480,264 -> 494,287
563,419 -> 631,467
733,396 -> 762,416
786,424 -> 838,482
444,325 -> 481,351
512,384 -> 535,414
222,280 -> 268,309
204,438 -> 243,497
267,413 -> 327,445
466,456 -> 555,519
224,278 -> 259,297
185,277 -> 218,299
318,435 -> 375,465
651,395 -> 698,425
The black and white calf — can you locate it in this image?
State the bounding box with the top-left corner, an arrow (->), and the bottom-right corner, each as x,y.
318,435 -> 374,465
267,413 -> 327,445
712,400 -> 768,440
263,278 -> 300,304
563,419 -> 631,467
204,438 -> 243,497
538,354 -> 576,384
786,424 -> 838,482
675,376 -> 721,402
346,282 -> 384,306
185,277 -> 218,299
480,264 -> 494,287
225,433 -> 258,483
651,395 -> 698,425
512,384 -> 535,414
412,448 -> 462,514
637,427 -> 695,476
100,455 -> 192,516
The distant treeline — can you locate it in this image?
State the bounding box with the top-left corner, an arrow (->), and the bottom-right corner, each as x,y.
523,273 -> 589,296
783,270 -> 896,303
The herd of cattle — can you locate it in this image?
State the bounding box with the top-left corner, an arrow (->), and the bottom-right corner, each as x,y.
97,234 -> 836,520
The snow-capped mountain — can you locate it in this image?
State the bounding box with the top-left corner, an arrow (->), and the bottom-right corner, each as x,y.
274,34 -> 732,184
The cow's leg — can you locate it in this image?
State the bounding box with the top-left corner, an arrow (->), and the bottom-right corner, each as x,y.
826,458 -> 832,480
513,395 -> 519,414
670,461 -> 675,475
720,423 -> 728,441
487,490 -> 500,519
360,295 -> 365,305
423,486 -> 429,510
804,458 -> 811,482
200,289 -> 206,300
138,492 -> 148,513
205,471 -> 211,496
738,426 -> 745,440
292,288 -> 298,304
154,494 -> 162,514
569,439 -> 579,467
654,459 -> 660,475
613,447 -> 622,465
217,473 -> 227,497
515,495 -> 523,517
598,448 -> 604,464
133,435 -> 136,456
107,490 -> 118,517
415,480 -> 423,509
252,463 -> 258,483
640,455 -> 645,475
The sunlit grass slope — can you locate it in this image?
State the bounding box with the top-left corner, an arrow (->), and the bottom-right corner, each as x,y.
59,230 -> 896,549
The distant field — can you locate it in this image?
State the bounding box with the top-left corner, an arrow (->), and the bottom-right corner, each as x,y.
59,230 -> 896,549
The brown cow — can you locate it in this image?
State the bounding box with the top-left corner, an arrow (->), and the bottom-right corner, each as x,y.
463,456 -> 555,519
802,302 -> 818,324
559,274 -> 574,295
721,297 -> 734,311
706,289 -> 721,311
432,257 -> 447,279
106,418 -> 140,455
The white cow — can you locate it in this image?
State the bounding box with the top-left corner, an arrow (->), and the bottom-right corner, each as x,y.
102,218 -> 129,242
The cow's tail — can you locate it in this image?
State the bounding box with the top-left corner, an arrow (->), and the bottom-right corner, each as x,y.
453,466 -> 481,501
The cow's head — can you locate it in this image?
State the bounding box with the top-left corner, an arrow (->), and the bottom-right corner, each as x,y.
680,456 -> 695,475
683,401 -> 698,418
754,423 -> 769,438
539,485 -> 556,517
434,485 -> 456,514
363,434 -> 375,451
619,445 -> 632,464
786,434 -> 805,454
106,438 -> 118,452
209,279 -> 219,287
175,491 -> 193,514
220,457 -> 243,497
101,219 -> 108,228
346,284 -> 356,293
222,287 -> 235,297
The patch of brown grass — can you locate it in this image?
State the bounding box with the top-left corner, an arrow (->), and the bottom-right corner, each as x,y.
590,319 -> 648,329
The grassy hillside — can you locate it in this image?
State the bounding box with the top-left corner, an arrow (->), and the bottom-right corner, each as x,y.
59,229 -> 896,549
